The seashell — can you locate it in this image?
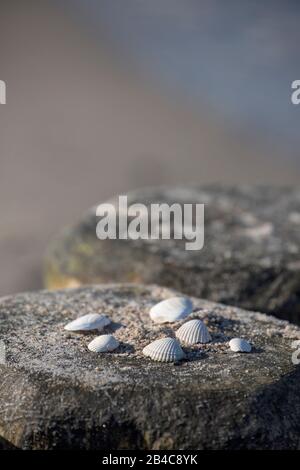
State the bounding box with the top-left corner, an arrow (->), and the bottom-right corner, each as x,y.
149,297 -> 193,324
64,313 -> 110,332
176,319 -> 211,344
88,334 -> 119,353
229,338 -> 252,353
143,337 -> 185,362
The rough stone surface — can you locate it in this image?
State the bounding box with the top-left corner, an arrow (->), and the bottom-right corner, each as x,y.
45,185 -> 300,324
1,284 -> 300,449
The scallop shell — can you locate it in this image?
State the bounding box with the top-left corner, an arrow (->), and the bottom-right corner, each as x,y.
229,338 -> 252,353
149,297 -> 193,324
88,334 -> 119,353
64,313 -> 111,332
143,337 -> 185,362
176,319 -> 211,344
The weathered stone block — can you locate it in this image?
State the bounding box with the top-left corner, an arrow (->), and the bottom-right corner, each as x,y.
1,284 -> 300,449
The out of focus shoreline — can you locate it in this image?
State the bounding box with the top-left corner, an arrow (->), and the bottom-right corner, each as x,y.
0,0 -> 299,296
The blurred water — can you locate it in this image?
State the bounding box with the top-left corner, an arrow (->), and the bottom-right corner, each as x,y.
69,0 -> 300,160
1,0 -> 300,296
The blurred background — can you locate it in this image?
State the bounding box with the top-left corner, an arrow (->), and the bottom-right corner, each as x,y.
0,0 -> 299,295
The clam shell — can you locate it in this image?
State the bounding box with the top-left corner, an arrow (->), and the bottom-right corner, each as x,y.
229,338 -> 251,353
149,297 -> 193,324
88,334 -> 119,353
143,337 -> 185,362
176,319 -> 211,344
64,313 -> 111,332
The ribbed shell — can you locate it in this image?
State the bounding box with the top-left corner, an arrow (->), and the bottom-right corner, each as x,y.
143,337 -> 184,362
229,338 -> 251,353
64,313 -> 111,331
88,334 -> 119,353
176,319 -> 211,344
149,297 -> 193,324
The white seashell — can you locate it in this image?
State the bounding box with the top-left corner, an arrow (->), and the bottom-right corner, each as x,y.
88,334 -> 119,353
176,319 -> 211,344
143,337 -> 185,362
64,313 -> 111,332
149,297 -> 193,324
229,338 -> 252,353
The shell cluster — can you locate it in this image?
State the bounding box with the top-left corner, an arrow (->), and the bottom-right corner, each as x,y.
88,335 -> 119,353
64,313 -> 119,354
143,297 -> 212,362
63,295 -> 253,362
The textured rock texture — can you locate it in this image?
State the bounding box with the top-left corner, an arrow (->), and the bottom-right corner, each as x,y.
0,284 -> 300,449
45,185 -> 300,324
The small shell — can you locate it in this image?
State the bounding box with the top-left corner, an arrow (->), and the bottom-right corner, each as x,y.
64,313 -> 110,332
176,319 -> 211,344
88,334 -> 119,353
149,297 -> 193,324
229,338 -> 252,353
143,337 -> 185,362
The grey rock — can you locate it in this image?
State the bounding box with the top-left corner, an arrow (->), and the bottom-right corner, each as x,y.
45,185 -> 300,323
0,284 -> 300,449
